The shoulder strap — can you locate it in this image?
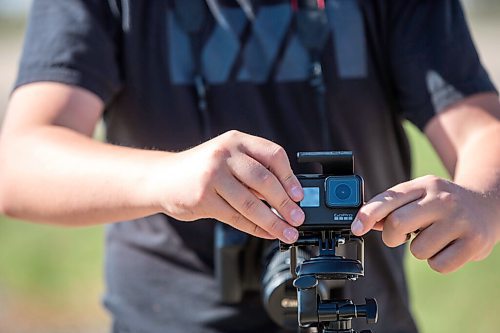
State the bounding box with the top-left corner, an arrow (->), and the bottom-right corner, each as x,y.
173,0 -> 212,139
173,0 -> 208,34
295,0 -> 329,58
294,0 -> 332,150
107,0 -> 122,20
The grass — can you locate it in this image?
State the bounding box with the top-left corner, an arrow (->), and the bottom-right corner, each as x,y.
0,123 -> 499,332
0,220 -> 103,299
0,219 -> 107,332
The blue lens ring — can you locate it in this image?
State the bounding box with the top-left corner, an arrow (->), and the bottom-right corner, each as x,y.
325,176 -> 361,207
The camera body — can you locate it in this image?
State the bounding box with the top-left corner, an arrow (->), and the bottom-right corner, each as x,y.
298,173 -> 363,231
295,151 -> 363,231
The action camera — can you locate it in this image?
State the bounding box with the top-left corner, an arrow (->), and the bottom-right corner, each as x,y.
296,151 -> 364,231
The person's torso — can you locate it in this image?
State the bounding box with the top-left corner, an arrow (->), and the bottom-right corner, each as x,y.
102,1 -> 417,332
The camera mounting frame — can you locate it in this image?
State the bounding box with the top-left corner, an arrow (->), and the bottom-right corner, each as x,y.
279,151 -> 378,333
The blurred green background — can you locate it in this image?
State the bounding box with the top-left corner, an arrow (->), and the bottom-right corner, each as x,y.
0,1 -> 499,332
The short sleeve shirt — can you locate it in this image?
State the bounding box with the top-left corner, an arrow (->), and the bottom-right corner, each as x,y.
15,1 -> 497,333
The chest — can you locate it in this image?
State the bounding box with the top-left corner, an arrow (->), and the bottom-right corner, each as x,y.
105,0 -> 393,152
117,0 -> 379,89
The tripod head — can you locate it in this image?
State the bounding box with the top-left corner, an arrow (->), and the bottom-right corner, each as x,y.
281,231 -> 377,333
278,152 -> 378,333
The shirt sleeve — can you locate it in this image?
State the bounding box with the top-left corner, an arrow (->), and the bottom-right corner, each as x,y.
389,0 -> 497,130
14,0 -> 122,105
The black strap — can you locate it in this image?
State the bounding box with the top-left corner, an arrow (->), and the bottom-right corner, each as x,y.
173,0 -> 332,146
294,1 -> 331,150
228,14 -> 255,82
173,0 -> 211,140
107,0 -> 122,20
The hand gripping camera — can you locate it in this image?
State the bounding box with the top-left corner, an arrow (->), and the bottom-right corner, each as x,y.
215,152 -> 378,333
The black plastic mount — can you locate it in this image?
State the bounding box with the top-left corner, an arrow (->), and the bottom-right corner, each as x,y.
297,151 -> 354,176
283,231 -> 377,333
281,233 -> 365,280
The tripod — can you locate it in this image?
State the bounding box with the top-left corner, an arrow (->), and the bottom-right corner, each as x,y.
282,231 -> 378,333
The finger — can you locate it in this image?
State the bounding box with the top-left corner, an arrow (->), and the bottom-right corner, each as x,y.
352,181 -> 425,236
211,195 -> 274,239
381,196 -> 445,247
471,247 -> 491,262
227,154 -> 305,227
427,239 -> 475,274
409,221 -> 462,260
239,135 -> 303,202
373,220 -> 384,231
249,188 -> 265,200
216,175 -> 299,244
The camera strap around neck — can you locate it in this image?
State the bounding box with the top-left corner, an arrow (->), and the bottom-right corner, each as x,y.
174,1 -> 331,147
173,0 -> 211,140
293,0 -> 332,150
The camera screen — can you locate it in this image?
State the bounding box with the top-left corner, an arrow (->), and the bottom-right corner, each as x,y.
300,187 -> 320,208
325,176 -> 361,208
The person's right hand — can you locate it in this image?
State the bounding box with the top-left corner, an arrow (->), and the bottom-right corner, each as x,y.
150,130 -> 305,244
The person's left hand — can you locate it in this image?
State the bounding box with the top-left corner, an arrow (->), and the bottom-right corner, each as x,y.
351,175 -> 500,274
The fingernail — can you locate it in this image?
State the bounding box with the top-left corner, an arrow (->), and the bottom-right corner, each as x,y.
291,186 -> 303,201
351,219 -> 364,235
284,227 -> 299,243
291,208 -> 305,226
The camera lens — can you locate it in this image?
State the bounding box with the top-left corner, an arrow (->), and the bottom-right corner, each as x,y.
261,244 -> 309,329
325,176 -> 361,208
335,184 -> 351,200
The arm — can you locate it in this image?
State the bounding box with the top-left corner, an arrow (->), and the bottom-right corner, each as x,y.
428,93 -> 500,196
0,82 -> 305,244
352,92 -> 500,273
0,83 -> 164,225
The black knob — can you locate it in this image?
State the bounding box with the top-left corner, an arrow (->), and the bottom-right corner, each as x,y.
353,298 -> 378,324
293,275 -> 318,290
363,298 -> 378,324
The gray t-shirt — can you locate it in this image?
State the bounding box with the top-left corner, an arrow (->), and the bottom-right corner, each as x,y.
16,0 -> 496,332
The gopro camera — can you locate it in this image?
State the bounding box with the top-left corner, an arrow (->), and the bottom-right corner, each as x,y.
296,151 -> 364,231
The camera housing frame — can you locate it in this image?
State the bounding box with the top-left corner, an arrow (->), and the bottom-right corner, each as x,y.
298,174 -> 363,231
296,151 -> 364,232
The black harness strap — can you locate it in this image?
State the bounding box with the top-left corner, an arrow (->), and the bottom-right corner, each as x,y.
173,0 -> 211,139
294,0 -> 331,150
173,0 -> 332,148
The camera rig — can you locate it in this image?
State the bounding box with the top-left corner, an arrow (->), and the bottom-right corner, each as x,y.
279,152 -> 378,333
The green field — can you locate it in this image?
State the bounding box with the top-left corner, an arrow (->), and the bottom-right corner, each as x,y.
0,123 -> 499,332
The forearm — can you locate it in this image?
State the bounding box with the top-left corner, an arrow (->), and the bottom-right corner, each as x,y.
423,94 -> 500,238
0,84 -> 305,244
453,122 -> 500,196
453,122 -> 500,241
0,125 -> 168,226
